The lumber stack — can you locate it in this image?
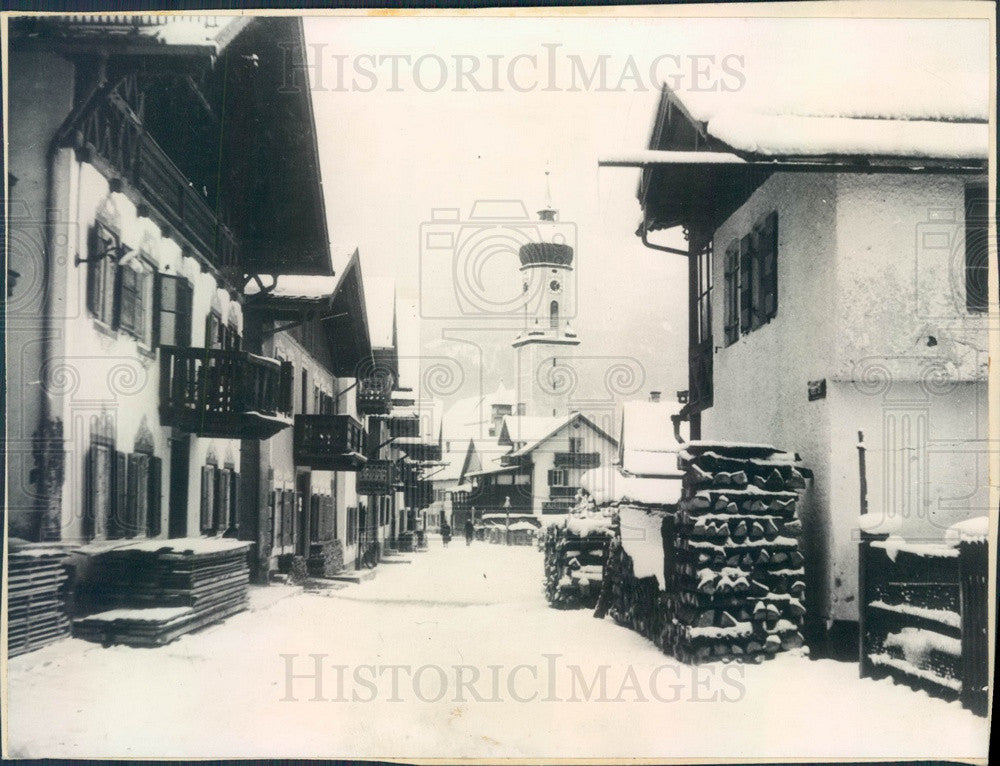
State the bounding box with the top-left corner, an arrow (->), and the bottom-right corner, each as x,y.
663,443 -> 808,664
543,508 -> 613,609
73,538 -> 251,647
8,544 -> 71,658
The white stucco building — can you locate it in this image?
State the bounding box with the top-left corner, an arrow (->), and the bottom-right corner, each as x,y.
603,32 -> 991,650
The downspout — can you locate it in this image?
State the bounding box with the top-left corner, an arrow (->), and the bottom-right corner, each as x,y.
637,218 -> 694,444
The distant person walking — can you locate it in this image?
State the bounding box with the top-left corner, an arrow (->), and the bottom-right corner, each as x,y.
464,518 -> 475,546
441,520 -> 452,547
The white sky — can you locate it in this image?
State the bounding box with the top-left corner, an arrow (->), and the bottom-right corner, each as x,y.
302,13 -> 990,427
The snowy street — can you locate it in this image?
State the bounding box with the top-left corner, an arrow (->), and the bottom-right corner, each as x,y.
5,540 -> 987,760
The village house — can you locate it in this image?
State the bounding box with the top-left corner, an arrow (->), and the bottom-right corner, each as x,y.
601,46 -> 990,652
6,16 -> 329,548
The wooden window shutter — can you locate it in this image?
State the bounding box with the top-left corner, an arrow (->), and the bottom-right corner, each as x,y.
739,234 -> 753,334
86,226 -> 101,318
217,468 -> 232,532
85,445 -> 103,540
178,280 -> 193,348
200,466 -> 215,532
760,211 -> 778,321
283,489 -> 295,547
148,455 -> 162,537
273,490 -> 283,547
125,453 -> 141,537
723,240 -> 740,346
279,361 -> 294,413
152,271 -> 162,347
120,266 -> 139,334
111,451 -> 128,539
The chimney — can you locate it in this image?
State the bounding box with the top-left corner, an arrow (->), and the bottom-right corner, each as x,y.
649,390 -> 661,403
516,402 -> 527,416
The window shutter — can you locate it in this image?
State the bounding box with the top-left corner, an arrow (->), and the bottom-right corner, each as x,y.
86,445 -> 100,540
178,280 -> 193,348
148,455 -> 162,537
724,240 -> 739,346
152,271 -> 162,347
283,489 -> 295,547
965,184 -> 988,313
86,226 -> 101,318
228,472 -> 240,535
279,361 -> 294,413
217,468 -> 232,532
739,234 -> 752,334
111,450 -> 128,539
761,211 -> 778,321
200,465 -> 215,532
125,453 -> 141,537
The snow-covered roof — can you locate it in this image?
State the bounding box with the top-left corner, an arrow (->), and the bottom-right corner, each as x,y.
618,400 -> 684,477
441,381 -> 516,441
36,15 -> 251,55
244,275 -> 339,299
502,412 -> 617,457
658,18 -> 989,161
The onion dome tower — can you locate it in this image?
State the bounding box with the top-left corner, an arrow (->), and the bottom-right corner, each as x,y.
512,172 -> 580,418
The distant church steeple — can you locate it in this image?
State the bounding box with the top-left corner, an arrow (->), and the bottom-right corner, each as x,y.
512,170 -> 580,417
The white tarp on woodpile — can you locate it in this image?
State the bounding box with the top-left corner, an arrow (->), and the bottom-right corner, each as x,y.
618,505 -> 667,590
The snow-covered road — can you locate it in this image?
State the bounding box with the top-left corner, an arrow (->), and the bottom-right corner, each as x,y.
5,542 -> 988,760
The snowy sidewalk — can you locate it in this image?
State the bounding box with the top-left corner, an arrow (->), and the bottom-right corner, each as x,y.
5,542 -> 989,760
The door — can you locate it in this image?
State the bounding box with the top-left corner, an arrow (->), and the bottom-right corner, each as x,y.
168,434 -> 190,538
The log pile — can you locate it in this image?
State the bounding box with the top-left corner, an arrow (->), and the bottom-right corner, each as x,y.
544,509 -> 613,609
8,544 -> 71,657
73,538 -> 251,647
600,529 -> 670,645
663,443 -> 808,664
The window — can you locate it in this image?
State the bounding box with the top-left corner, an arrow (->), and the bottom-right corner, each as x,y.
86,222 -> 120,327
225,306 -> 242,350
965,183 -> 988,313
568,436 -> 584,453
282,489 -> 295,547
119,257 -> 155,346
550,300 -> 559,329
736,212 -> 779,336
689,241 -> 714,411
310,495 -> 321,542
739,234 -> 752,334
723,240 -> 739,346
548,469 -> 568,486
156,274 -> 193,347
206,310 -> 224,350
300,368 -> 309,415
347,506 -> 358,545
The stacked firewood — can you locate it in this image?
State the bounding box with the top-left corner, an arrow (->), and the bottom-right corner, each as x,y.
599,529 -> 670,645
543,510 -> 613,609
73,539 -> 251,647
663,443 -> 808,664
8,544 -> 71,658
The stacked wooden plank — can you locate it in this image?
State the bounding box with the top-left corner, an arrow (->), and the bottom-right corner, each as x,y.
73,538 -> 251,647
8,544 -> 71,657
543,509 -> 613,609
860,533 -> 963,700
664,443 -> 808,664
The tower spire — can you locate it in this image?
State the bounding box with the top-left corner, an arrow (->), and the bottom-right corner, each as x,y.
538,167 -> 557,222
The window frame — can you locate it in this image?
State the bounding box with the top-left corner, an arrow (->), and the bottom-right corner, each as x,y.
86,221 -> 121,329
118,252 -> 156,349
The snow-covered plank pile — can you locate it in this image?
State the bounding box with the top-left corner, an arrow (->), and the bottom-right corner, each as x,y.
663,443 -> 808,664
860,516 -> 989,714
8,544 -> 71,657
73,538 -> 251,648
543,504 -> 614,609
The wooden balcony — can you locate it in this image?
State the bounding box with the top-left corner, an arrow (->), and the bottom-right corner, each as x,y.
293,414 -> 366,471
159,346 -> 292,439
549,485 -> 580,499
357,376 -> 392,415
58,85 -> 238,273
554,452 -> 601,469
387,415 -> 420,438
357,459 -> 395,495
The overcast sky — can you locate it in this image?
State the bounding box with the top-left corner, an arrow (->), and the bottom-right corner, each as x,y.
302,13 -> 988,431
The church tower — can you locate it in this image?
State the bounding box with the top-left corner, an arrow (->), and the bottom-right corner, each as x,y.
512,176 -> 580,418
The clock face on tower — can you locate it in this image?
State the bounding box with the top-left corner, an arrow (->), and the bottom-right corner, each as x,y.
549,279 -> 561,292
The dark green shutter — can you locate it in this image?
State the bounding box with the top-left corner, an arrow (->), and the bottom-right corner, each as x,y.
148,455 -> 163,537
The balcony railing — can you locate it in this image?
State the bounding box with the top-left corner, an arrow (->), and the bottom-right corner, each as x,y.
387,415 -> 420,438
294,414 -> 366,471
58,84 -> 238,272
357,376 -> 392,416
542,500 -> 575,514
159,346 -> 292,439
554,452 -> 601,469
357,459 -> 395,495
549,485 -> 580,499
